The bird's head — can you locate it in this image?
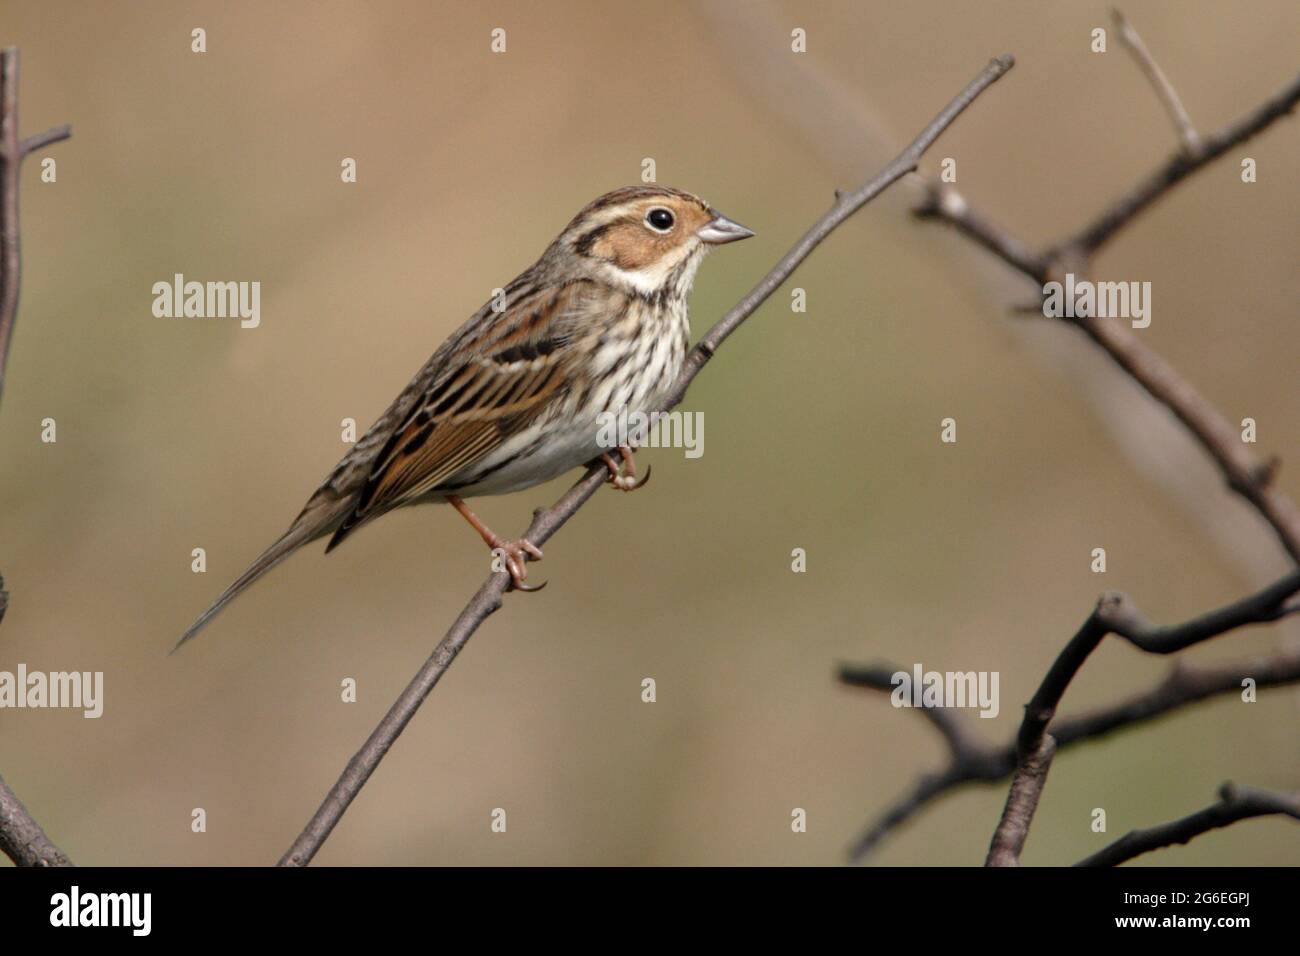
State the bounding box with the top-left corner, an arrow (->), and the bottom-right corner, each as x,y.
558,186 -> 754,298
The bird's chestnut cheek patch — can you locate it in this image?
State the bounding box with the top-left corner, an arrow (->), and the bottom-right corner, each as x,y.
594,222 -> 679,272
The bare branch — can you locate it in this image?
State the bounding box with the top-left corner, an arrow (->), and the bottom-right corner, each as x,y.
1049,649 -> 1300,743
1,48 -> 72,406
0,772 -> 74,867
1111,8 -> 1200,154
839,664 -> 984,756
20,122 -> 71,158
914,182 -> 1050,280
847,767 -> 975,862
843,571 -> 1300,861
1057,68 -> 1300,261
1075,782 -> 1300,867
0,46 -> 74,869
0,48 -> 24,405
1020,571 -> 1300,756
993,571 -> 1300,865
914,67 -> 1300,563
1074,313 -> 1300,563
674,54 -> 1016,378
278,473 -> 605,866
279,53 -> 1018,866
985,736 -> 1055,867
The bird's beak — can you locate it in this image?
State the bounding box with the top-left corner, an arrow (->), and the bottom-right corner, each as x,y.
697,212 -> 755,245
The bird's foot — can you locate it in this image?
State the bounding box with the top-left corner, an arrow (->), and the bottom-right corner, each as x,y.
600,446 -> 651,492
447,495 -> 545,592
490,538 -> 546,592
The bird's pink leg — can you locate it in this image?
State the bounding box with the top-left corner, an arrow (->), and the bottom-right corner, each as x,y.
447,495 -> 544,592
600,446 -> 651,492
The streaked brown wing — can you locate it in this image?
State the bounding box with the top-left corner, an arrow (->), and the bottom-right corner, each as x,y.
325,281 -> 591,549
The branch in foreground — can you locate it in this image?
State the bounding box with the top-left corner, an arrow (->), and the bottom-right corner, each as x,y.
0,46 -> 74,868
1075,783 -> 1300,867
842,570 -> 1300,861
984,736 -> 1054,867
915,63 -> 1300,563
1016,570 -> 1300,758
0,772 -> 74,867
278,53 -> 1017,867
987,570 -> 1300,866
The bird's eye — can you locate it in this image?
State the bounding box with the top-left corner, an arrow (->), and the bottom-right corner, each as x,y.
645,207 -> 675,233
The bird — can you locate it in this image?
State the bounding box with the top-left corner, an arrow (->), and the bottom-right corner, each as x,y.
176,185 -> 754,649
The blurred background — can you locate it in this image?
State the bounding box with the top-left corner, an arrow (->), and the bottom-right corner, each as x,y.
2,0 -> 1297,865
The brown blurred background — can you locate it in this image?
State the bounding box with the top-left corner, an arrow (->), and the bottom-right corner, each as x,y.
2,0 -> 1297,865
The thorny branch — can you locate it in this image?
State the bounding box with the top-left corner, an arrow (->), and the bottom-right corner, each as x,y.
278,54 -> 1018,866
0,46 -> 74,867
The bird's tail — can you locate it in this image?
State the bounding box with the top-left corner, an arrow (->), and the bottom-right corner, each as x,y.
173,490 -> 353,651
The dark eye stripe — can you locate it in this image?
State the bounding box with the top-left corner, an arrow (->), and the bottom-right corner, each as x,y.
575,223 -> 612,257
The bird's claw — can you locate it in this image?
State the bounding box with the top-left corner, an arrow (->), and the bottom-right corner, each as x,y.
492,539 -> 545,593
609,463 -> 651,491
600,448 -> 650,492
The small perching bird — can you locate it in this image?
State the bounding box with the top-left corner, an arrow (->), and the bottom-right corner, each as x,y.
176,185 -> 753,649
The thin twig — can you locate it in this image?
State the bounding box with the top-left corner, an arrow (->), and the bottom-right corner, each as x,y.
1075,782 -> 1300,867
1,47 -> 72,407
1056,68 -> 1300,261
1111,9 -> 1200,154
278,53 -> 1017,866
19,122 -> 71,158
0,46 -> 74,869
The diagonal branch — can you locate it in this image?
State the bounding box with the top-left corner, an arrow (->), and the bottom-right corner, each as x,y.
278,53 -> 1018,867
0,772 -> 74,867
1075,782 -> 1300,867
